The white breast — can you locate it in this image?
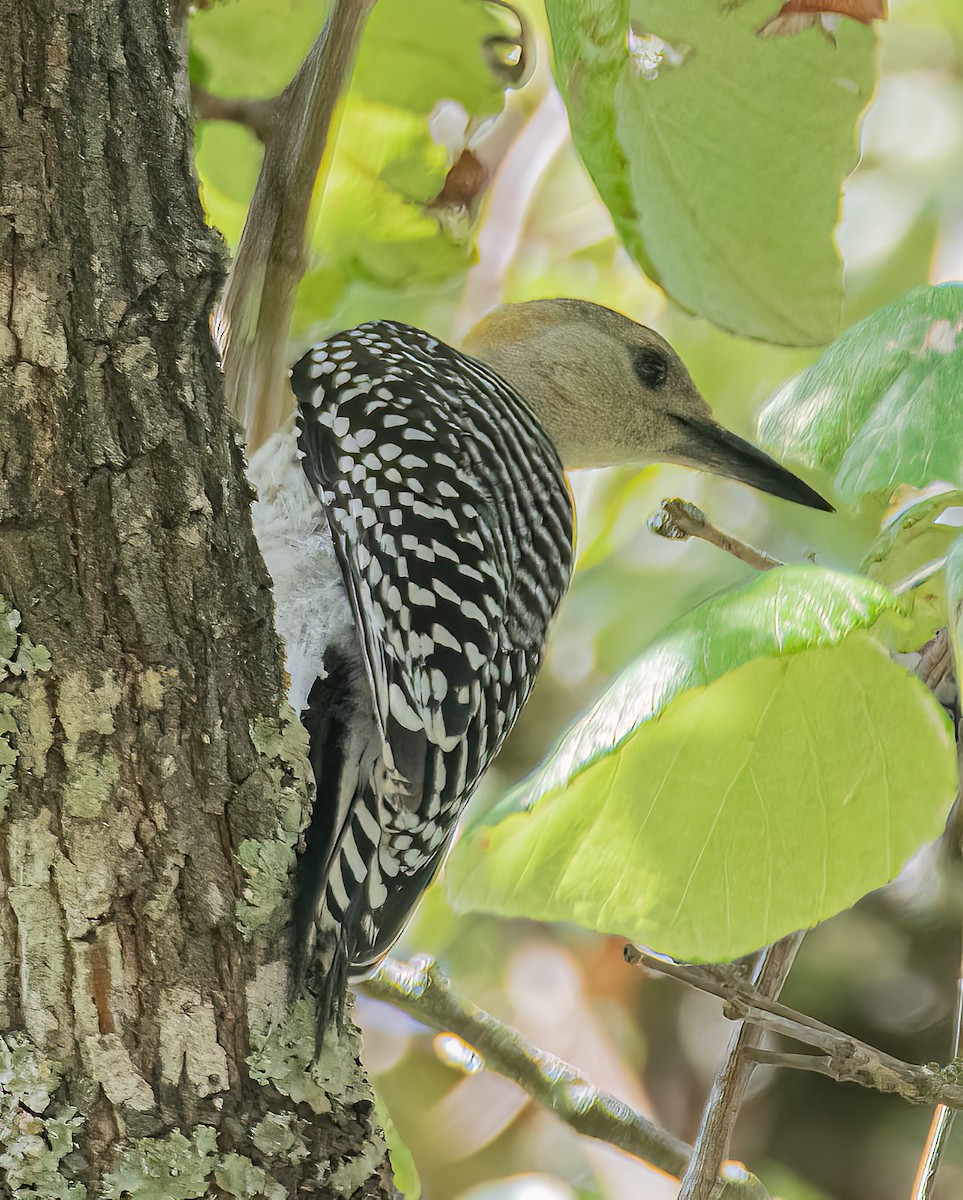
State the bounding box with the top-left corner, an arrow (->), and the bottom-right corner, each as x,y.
247,415 -> 356,714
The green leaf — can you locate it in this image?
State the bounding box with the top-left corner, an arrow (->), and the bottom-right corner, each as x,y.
944,531 -> 963,676
447,567 -> 956,962
373,1090 -> 422,1200
353,0 -> 521,117
190,0 -> 516,332
191,0 -> 515,113
310,101 -> 471,285
863,489 -> 963,586
545,0 -> 875,345
758,284 -> 963,502
860,488 -> 963,649
191,0 -> 332,98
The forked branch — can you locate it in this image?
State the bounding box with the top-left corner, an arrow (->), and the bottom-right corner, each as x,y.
628,946 -> 963,1109
363,956 -> 772,1200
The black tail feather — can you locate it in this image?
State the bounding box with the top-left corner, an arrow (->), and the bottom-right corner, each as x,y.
309,922 -> 351,1052
292,647 -> 359,1046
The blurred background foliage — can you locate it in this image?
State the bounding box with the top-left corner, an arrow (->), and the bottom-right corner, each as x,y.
192,1 -> 963,1196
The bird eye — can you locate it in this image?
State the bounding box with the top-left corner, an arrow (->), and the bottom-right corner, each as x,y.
633,347 -> 669,390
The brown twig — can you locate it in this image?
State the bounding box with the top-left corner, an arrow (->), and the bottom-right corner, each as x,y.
362,957 -> 772,1199
649,498 -> 783,572
676,934 -> 804,1200
190,84 -> 278,143
914,628 -> 956,703
218,0 -> 376,453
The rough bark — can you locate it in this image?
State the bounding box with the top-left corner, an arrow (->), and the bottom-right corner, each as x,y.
0,2 -> 393,1196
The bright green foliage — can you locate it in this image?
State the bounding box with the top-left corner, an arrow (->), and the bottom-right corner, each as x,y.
863,489 -> 963,589
191,0 -> 332,97
191,0 -> 514,112
353,0 -> 520,117
374,1090 -> 422,1200
944,531 -> 963,673
544,0 -> 875,345
758,284 -> 963,501
191,0 -> 519,336
861,488 -> 963,648
447,567 -> 956,961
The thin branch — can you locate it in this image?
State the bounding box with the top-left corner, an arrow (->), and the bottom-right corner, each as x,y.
218,0 -> 376,453
911,646 -> 963,1198
628,946 -> 963,1109
677,934 -> 804,1200
361,957 -> 772,1200
191,84 -> 278,143
912,1110 -> 952,1200
915,629 -> 954,697
649,498 -> 783,572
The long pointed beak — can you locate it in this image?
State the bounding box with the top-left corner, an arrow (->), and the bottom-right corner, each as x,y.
679,419 -> 834,512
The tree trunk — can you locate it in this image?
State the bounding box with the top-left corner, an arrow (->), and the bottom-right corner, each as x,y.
0,2 -> 393,1195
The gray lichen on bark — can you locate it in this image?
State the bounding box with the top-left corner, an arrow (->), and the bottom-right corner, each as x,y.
0,597 -> 52,820
0,1 -> 393,1195
0,1032 -> 84,1198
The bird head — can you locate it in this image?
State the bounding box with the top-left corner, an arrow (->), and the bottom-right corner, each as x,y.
462,298 -> 832,512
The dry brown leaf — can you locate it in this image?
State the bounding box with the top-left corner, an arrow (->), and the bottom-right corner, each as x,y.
427,149 -> 490,215
757,0 -> 886,39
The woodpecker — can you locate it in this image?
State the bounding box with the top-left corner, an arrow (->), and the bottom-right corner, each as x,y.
248,298 -> 831,1030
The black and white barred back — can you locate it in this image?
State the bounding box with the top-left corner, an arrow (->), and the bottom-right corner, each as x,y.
292,320 -> 575,1017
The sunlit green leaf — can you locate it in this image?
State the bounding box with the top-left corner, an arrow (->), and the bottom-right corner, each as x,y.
195,122 -> 263,247
190,0 -> 514,334
944,531 -> 963,676
859,487 -> 963,648
373,1090 -> 422,1200
353,0 -> 522,116
312,102 -> 471,285
863,488 -> 963,585
191,0 -> 514,113
191,0 -> 332,98
545,0 -> 875,345
447,567 -> 955,962
758,284 -> 963,502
